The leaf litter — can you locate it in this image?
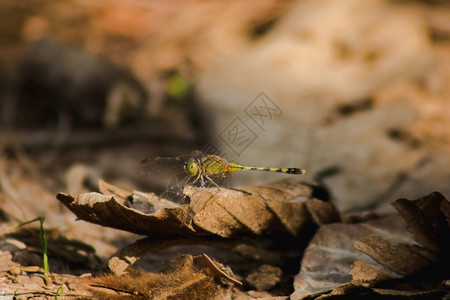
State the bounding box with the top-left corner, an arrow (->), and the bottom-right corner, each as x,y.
2,1 -> 450,298
56,179 -> 450,298
55,178 -> 340,297
292,192 -> 450,299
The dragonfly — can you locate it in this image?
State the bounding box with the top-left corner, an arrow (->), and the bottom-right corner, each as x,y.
140,151 -> 306,204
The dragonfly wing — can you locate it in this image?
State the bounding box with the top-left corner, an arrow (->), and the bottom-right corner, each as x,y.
160,172 -> 197,204
139,156 -> 183,178
139,151 -> 206,178
140,151 -> 231,205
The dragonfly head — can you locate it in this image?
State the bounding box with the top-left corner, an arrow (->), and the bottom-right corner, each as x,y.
184,157 -> 200,177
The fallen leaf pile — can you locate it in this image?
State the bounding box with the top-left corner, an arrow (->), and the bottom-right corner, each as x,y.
56,179 -> 450,298
1,0 -> 450,298
292,192 -> 450,299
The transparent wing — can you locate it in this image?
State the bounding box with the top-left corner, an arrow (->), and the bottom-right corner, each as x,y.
140,155 -> 185,178
160,169 -> 231,204
139,151 -> 206,176
139,151 -> 232,205
160,173 -> 192,204
139,151 -> 204,202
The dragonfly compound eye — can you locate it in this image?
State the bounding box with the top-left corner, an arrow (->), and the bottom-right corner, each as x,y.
184,158 -> 199,176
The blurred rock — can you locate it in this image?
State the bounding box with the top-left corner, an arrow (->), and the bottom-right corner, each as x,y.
196,0 -> 434,212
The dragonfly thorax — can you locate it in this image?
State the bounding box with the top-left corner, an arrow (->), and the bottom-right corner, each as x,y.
184,157 -> 201,177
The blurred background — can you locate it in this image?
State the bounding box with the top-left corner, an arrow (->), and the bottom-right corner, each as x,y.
0,0 -> 450,260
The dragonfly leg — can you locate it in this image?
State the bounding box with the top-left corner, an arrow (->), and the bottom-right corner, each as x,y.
204,174 -> 221,189
190,172 -> 202,185
200,176 -> 207,188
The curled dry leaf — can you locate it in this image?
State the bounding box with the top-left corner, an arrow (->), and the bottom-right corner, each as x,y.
56,190 -> 197,237
353,235 -> 437,276
194,253 -> 242,286
292,192 -> 450,299
354,192 -> 450,277
57,179 -> 340,238
291,215 -> 404,300
391,192 -> 450,254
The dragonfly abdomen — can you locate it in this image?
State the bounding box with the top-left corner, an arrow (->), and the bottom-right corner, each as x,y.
199,155 -> 306,175
238,165 -> 305,175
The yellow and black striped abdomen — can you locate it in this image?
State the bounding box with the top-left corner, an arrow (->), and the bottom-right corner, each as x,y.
198,155 -> 306,176
230,163 -> 305,175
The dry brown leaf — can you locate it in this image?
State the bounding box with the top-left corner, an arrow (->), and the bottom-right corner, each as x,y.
291,215 -> 404,300
107,235 -> 285,276
315,282 -> 446,300
194,253 -> 242,286
56,192 -> 197,236
86,254 -> 228,300
297,192 -> 450,299
98,179 -> 131,200
349,260 -> 394,285
57,180 -> 339,238
353,192 -> 450,277
314,282 -> 371,300
391,192 -> 450,253
353,235 -> 437,276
